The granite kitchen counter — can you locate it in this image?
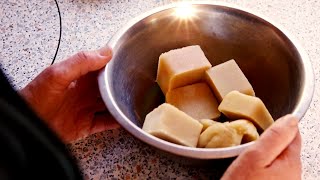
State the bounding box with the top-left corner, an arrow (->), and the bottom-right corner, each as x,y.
1,0 -> 320,179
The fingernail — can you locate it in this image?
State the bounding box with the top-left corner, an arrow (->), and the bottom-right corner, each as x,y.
283,114 -> 299,127
98,46 -> 112,57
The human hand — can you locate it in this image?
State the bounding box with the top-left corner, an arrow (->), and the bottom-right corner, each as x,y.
222,114 -> 301,180
20,47 -> 120,143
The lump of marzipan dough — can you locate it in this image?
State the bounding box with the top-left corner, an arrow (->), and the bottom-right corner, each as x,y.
142,103 -> 203,147
227,120 -> 259,143
156,45 -> 212,94
166,83 -> 220,120
199,119 -> 218,132
198,122 -> 242,148
205,59 -> 255,102
218,91 -> 274,131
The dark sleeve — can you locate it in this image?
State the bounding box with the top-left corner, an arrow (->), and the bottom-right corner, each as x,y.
0,69 -> 82,180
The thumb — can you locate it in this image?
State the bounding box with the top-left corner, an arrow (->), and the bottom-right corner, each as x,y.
239,114 -> 299,167
49,46 -> 112,89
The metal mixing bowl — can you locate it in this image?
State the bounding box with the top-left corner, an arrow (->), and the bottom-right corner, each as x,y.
98,2 -> 314,159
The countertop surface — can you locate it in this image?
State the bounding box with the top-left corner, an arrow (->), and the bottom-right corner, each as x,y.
1,0 -> 319,179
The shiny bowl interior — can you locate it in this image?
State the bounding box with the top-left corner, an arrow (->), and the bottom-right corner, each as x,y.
98,2 -> 314,159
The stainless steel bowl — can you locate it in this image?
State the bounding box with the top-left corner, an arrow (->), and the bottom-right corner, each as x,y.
98,2 -> 314,159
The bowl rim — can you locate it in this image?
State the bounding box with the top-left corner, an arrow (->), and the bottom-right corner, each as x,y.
98,1 -> 315,159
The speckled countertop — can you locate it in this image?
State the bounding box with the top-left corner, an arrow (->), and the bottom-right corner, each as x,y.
1,0 -> 319,179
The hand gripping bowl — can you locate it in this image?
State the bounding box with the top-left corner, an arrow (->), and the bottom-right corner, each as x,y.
98,2 -> 314,159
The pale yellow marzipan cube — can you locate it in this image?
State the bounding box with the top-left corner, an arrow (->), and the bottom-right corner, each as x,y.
156,45 -> 212,94
205,59 -> 255,102
218,91 -> 274,131
142,103 -> 203,147
166,83 -> 220,120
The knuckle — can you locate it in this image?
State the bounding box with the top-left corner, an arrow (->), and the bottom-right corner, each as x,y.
75,51 -> 90,61
74,51 -> 92,71
244,148 -> 262,158
42,65 -> 68,87
241,148 -> 264,166
44,65 -> 61,78
268,126 -> 282,138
